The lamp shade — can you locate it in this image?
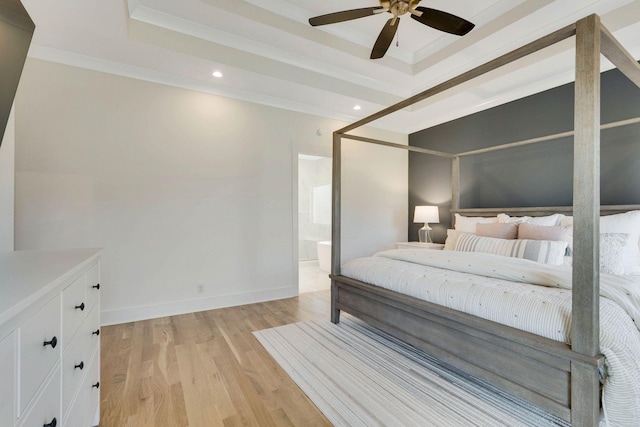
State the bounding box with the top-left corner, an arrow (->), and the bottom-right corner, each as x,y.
414,206 -> 439,223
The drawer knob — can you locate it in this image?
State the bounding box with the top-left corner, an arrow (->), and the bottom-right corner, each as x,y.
43,417 -> 57,427
92,329 -> 100,336
75,302 -> 85,311
92,381 -> 100,389
43,336 -> 57,348
74,361 -> 84,370
93,283 -> 100,290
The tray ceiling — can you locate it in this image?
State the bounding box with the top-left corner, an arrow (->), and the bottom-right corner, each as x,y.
20,0 -> 640,133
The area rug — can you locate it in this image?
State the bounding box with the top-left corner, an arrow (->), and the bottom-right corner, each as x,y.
253,316 -> 570,427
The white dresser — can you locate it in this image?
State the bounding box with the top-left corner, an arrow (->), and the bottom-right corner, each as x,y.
0,249 -> 101,427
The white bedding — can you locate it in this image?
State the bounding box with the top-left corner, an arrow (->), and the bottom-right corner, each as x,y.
341,249 -> 640,426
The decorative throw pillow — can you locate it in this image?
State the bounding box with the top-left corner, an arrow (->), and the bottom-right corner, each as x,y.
444,229 -> 461,251
475,223 -> 518,239
600,211 -> 640,274
444,229 -> 476,251
599,233 -> 629,275
454,214 -> 498,233
454,234 -> 568,265
517,224 -> 563,241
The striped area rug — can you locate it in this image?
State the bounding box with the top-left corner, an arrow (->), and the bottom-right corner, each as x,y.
254,317 -> 570,427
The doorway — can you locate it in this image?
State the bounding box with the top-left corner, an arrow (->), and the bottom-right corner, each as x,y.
297,153 -> 332,293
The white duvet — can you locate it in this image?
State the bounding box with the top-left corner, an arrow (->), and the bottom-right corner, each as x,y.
341,249 -> 640,426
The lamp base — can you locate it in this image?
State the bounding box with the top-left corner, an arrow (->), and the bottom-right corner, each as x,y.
418,224 -> 432,243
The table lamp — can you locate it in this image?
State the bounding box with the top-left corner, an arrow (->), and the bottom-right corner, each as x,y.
414,206 -> 439,243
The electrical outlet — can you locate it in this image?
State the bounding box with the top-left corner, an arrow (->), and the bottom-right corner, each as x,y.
196,284 -> 204,295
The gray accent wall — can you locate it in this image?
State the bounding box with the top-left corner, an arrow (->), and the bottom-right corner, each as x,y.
409,67 -> 640,243
0,1 -> 34,145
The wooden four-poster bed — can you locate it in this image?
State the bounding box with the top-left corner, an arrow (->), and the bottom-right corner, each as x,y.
330,14 -> 640,426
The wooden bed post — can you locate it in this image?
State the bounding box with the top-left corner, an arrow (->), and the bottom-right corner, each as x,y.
451,156 -> 460,225
331,131 -> 342,324
571,14 -> 601,427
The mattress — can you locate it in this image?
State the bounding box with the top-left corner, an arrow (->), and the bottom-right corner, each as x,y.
341,249 -> 640,426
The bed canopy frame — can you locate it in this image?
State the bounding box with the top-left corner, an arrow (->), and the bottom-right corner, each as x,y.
330,14 -> 640,426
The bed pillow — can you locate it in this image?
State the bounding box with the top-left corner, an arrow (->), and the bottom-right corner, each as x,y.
564,233 -> 629,275
600,211 -> 640,274
454,234 -> 567,265
560,212 -> 640,274
454,214 -> 498,233
475,223 -> 518,239
517,224 -> 563,241
444,229 -> 457,251
559,216 -> 574,255
498,213 -> 564,226
443,229 -> 471,251
600,233 -> 629,275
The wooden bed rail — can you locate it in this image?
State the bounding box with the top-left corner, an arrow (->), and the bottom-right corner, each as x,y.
331,275 -> 605,421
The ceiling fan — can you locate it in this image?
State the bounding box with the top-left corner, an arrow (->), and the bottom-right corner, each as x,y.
308,0 -> 475,59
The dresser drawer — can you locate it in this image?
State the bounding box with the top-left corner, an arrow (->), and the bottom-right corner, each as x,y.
64,351 -> 100,427
84,304 -> 101,359
61,332 -> 89,417
19,295 -> 61,414
85,263 -> 100,315
62,303 -> 100,419
0,333 -> 15,426
87,351 -> 101,427
17,366 -> 60,427
62,275 -> 87,348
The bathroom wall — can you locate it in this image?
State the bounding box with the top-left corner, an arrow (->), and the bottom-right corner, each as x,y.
298,155 -> 331,260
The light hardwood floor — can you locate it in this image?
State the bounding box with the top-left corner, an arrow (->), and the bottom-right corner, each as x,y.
100,291 -> 332,427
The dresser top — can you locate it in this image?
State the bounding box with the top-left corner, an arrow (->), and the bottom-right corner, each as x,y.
0,248 -> 101,327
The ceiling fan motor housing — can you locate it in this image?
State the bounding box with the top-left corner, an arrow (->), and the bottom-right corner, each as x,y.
381,0 -> 420,16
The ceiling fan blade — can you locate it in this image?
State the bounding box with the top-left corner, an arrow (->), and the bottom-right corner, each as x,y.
410,7 -> 474,36
370,18 -> 399,60
309,7 -> 384,26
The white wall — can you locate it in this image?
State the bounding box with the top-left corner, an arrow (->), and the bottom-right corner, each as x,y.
0,106 -> 15,251
14,59 -> 407,324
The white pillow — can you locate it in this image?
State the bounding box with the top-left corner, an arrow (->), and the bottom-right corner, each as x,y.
561,211 -> 640,274
600,211 -> 640,274
600,233 -> 629,275
454,214 -> 498,233
559,216 -> 574,255
562,232 -> 629,275
443,229 -> 471,251
454,234 -> 567,265
498,213 -> 564,226
444,229 -> 458,251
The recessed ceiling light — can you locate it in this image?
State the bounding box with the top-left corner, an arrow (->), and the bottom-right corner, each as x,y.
212,71 -> 223,78
353,105 -> 362,111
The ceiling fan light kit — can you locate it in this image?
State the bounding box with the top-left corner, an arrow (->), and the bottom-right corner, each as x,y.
308,0 -> 475,59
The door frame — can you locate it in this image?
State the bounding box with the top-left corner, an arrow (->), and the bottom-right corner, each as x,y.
291,140 -> 332,294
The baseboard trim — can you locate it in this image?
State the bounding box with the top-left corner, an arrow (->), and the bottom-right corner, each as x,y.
100,286 -> 298,326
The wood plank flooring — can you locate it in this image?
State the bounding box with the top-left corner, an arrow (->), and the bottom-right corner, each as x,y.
100,291 -> 332,427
